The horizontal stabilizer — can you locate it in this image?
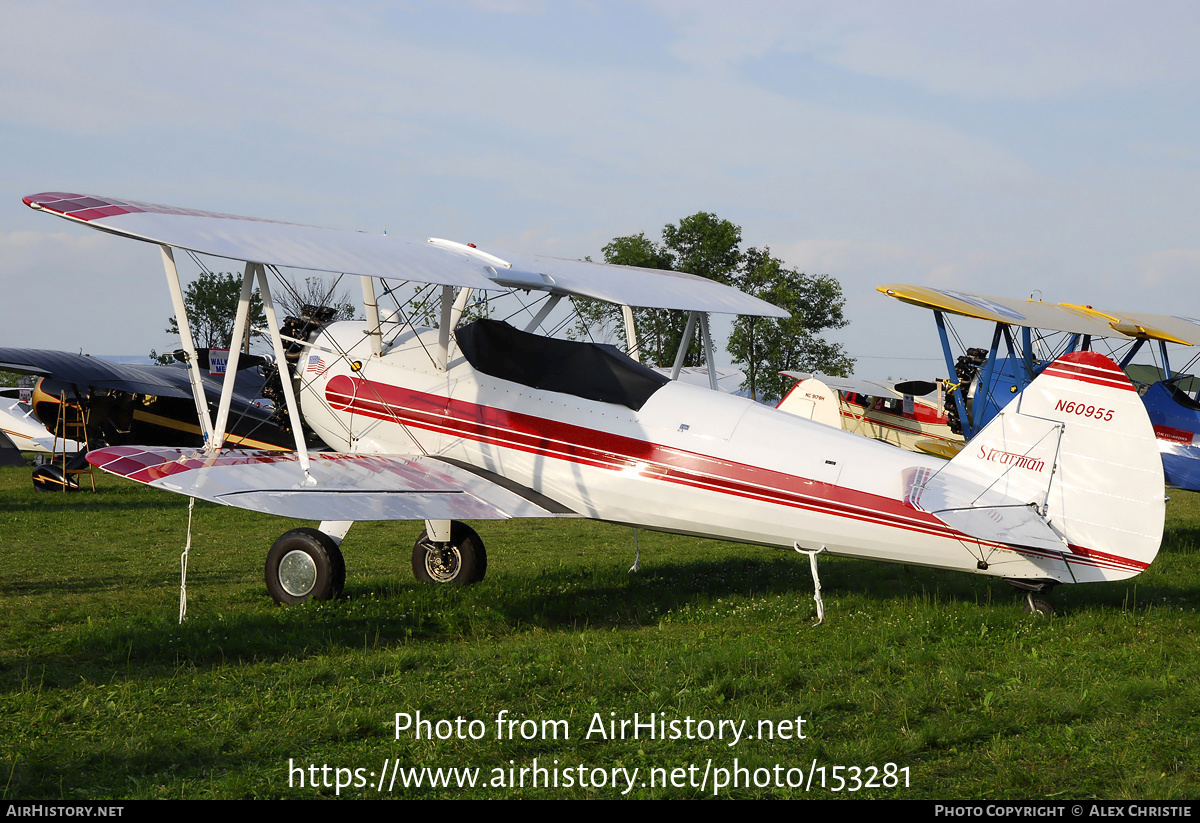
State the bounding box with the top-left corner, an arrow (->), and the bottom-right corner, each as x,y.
88,446 -> 569,522
905,465 -> 1066,553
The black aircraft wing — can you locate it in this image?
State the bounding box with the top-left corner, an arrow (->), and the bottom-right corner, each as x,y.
0,347 -> 294,451
0,348 -> 269,404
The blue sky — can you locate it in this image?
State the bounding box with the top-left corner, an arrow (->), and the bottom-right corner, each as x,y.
3,1 -> 1199,379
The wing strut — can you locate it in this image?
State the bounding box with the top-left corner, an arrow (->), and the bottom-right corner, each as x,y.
449,287 -> 474,334
971,323 -> 1005,435
668,311 -> 720,390
699,312 -> 718,391
670,312 -> 698,380
211,262 -> 256,450
621,305 -> 640,363
361,275 -> 383,357
255,264 -> 313,479
436,285 -> 454,370
160,246 -> 215,444
935,310 -> 973,437
524,294 -> 563,333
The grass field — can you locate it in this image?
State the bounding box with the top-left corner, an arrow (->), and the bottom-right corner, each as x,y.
1,465 -> 1197,799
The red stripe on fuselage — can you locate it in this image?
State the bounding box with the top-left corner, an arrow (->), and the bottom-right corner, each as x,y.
324,375 -> 1147,573
324,375 -> 944,530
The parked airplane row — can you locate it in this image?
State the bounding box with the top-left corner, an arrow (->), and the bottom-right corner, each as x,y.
777,287 -> 1200,499
10,191 -> 1175,617
875,285 -> 1200,493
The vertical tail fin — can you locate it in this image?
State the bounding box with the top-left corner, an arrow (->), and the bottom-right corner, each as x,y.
776,376 -> 842,429
908,351 -> 1163,582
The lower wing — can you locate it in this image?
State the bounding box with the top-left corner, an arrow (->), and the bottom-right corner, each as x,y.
87,446 -> 572,522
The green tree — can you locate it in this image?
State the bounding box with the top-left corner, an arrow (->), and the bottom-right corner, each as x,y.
574,214 -> 743,367
151,272 -> 266,364
579,213 -> 852,396
661,212 -> 742,285
727,246 -> 853,401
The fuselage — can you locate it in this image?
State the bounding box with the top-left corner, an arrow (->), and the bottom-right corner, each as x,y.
294,321 -> 1093,583
1,389 -> 80,453
838,394 -> 961,454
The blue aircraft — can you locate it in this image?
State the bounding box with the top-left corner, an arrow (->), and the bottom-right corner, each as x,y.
880,285 -> 1200,491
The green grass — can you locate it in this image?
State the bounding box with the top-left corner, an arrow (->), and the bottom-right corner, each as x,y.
1,466 -> 1198,798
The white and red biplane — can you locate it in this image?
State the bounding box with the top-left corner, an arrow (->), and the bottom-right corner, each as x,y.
24,193 -> 1166,614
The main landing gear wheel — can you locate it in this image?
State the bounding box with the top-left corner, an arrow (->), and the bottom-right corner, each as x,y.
265,528 -> 346,605
32,464 -> 79,492
1023,593 -> 1056,617
412,521 -> 487,585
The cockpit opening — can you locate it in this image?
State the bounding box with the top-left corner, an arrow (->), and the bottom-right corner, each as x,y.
455,319 -> 669,411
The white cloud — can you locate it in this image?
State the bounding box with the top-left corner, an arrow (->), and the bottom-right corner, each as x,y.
1,228 -> 175,354
644,0 -> 1200,99
1,2 -> 1198,368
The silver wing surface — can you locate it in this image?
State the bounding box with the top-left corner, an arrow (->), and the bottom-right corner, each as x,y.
781,371 -> 904,400
24,192 -> 787,318
87,446 -> 569,522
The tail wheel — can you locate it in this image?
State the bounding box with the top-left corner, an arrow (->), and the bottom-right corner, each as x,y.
412,521 -> 486,585
265,528 -> 346,605
32,464 -> 79,493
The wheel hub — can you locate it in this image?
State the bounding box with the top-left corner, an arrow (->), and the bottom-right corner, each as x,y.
278,549 -> 318,597
424,543 -> 462,582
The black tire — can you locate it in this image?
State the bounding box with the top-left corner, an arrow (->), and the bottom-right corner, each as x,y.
412,521 -> 487,585
32,464 -> 78,493
1023,595 -> 1055,616
265,528 -> 346,605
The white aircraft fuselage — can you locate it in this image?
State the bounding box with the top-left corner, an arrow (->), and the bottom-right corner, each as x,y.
298,321 -> 1130,585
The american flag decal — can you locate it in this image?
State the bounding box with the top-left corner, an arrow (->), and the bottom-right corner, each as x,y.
306,354 -> 327,375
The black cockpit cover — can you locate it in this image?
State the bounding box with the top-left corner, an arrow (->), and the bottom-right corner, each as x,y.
455,319 -> 669,411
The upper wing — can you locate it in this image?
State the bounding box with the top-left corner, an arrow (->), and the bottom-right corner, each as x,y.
87,446 -> 571,521
1071,308 -> 1200,346
0,348 -> 195,400
24,192 -> 787,318
877,284 -> 1122,336
483,249 -> 789,317
781,370 -> 908,400
0,347 -> 272,408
